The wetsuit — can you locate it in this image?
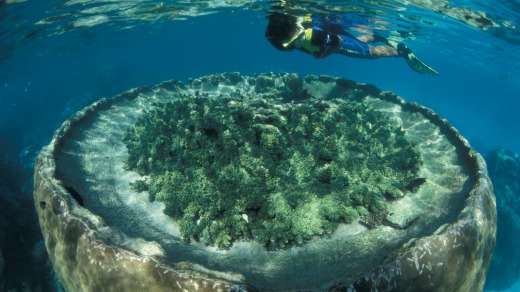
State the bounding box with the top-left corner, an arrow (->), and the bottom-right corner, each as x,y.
290,15 -> 371,58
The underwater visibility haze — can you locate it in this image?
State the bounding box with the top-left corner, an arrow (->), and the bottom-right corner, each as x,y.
0,0 -> 519,291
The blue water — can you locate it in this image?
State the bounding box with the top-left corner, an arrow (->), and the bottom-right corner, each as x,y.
0,0 -> 519,290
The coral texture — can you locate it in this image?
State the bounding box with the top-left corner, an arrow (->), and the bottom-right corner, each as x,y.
485,149 -> 520,290
124,88 -> 421,248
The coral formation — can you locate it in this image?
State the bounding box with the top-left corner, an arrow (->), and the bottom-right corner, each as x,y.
124,86 -> 421,249
485,149 -> 520,290
34,73 -> 496,291
0,212 -> 5,291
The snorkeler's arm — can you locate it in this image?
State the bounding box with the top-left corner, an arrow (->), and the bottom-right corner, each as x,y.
315,34 -> 343,58
300,29 -> 343,58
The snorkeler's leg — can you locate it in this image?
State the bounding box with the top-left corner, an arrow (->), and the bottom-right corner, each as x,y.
335,35 -> 372,58
356,35 -> 375,43
368,45 -> 398,57
336,34 -> 399,58
355,32 -> 390,44
336,34 -> 439,76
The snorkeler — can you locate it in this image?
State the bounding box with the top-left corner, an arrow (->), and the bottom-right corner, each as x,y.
265,13 -> 439,76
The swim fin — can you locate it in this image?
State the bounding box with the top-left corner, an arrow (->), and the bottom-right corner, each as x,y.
389,41 -> 439,76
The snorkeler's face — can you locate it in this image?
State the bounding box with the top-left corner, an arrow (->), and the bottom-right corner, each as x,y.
281,18 -> 305,48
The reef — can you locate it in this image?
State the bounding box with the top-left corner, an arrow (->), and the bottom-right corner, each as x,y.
34,72 -> 496,291
123,85 -> 421,249
485,149 -> 520,290
0,212 -> 5,291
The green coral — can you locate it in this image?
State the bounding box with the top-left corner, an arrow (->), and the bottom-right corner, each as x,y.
123,88 -> 421,249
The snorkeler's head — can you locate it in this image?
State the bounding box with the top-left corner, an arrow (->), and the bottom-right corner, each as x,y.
265,13 -> 300,50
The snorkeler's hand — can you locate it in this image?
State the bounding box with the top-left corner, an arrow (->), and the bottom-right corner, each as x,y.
315,36 -> 343,58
